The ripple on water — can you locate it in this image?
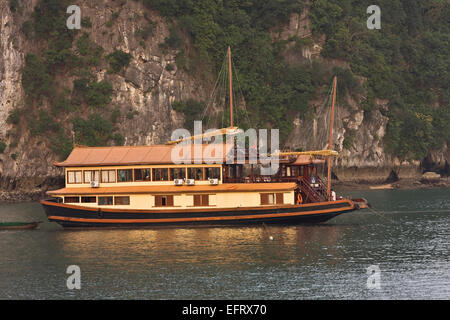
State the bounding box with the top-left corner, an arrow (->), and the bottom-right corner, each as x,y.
0,190 -> 449,299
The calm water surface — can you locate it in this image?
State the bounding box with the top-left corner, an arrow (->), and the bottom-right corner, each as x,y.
0,189 -> 449,299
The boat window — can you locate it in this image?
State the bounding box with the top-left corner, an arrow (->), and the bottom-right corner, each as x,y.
64,196 -> 80,203
268,193 -> 275,204
117,169 -> 133,182
170,168 -> 186,180
187,167 -> 204,180
67,171 -> 82,184
154,195 -> 174,207
193,194 -> 209,206
84,171 -> 91,183
286,167 -> 291,177
260,193 -> 284,205
84,170 -> 99,183
134,168 -> 151,181
101,170 -> 116,183
152,168 -> 169,181
276,193 -> 284,204
204,167 -> 220,180
114,196 -> 130,205
226,166 -> 235,178
81,196 -> 97,203
98,196 -> 113,205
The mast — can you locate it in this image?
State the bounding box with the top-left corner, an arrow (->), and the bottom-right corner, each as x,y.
228,46 -> 233,127
327,76 -> 337,200
166,47 -> 237,146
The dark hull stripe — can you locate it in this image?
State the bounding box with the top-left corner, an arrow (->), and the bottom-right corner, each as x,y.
41,200 -> 353,220
53,212 -> 346,228
41,200 -> 355,228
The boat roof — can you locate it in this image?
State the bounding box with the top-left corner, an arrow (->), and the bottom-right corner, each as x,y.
54,144 -> 235,167
290,155 -> 326,165
55,144 -> 324,168
47,183 -> 297,195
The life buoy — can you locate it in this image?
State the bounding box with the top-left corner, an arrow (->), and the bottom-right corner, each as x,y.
297,193 -> 303,204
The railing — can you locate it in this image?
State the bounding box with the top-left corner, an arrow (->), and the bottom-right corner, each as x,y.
223,173 -> 331,203
298,176 -> 328,203
223,176 -> 299,184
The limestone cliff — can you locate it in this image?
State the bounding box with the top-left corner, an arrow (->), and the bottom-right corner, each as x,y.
0,0 -> 212,196
276,12 -> 447,183
0,1 -> 448,200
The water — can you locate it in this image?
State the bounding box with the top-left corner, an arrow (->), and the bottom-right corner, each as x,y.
0,189 -> 449,300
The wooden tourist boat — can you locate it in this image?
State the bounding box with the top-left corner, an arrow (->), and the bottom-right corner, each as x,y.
41,48 -> 367,228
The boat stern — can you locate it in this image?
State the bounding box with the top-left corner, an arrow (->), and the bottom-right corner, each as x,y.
351,198 -> 370,209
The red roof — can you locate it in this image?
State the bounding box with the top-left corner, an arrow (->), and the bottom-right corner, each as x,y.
291,155 -> 326,165
54,144 -> 234,167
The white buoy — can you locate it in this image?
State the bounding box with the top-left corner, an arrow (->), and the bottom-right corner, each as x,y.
269,236 -> 274,240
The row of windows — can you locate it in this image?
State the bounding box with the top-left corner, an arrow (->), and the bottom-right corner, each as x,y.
63,195 -> 210,207
67,167 -> 221,184
64,196 -> 130,205
63,193 -> 284,207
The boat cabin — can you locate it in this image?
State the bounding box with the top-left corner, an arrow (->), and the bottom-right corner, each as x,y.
47,144 -> 329,210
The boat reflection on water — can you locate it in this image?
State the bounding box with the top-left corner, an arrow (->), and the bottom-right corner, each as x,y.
53,225 -> 345,270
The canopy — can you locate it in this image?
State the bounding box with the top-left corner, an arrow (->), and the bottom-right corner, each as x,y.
54,144 -> 234,167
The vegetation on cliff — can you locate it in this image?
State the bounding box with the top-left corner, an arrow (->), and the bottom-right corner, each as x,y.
8,0 -> 127,159
145,0 -> 449,162
4,0 -> 449,166
309,0 -> 449,161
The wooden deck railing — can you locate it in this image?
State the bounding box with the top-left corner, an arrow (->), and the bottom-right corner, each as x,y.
223,176 -> 300,183
223,174 -> 330,203
298,176 -> 328,203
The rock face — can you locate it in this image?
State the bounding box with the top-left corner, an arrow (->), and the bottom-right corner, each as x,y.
421,172 -> 441,183
0,2 -> 448,199
0,0 -> 211,193
278,12 -> 444,184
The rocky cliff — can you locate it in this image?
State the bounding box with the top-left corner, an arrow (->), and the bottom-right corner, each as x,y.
275,11 -> 442,183
0,0 -> 214,198
0,1 -> 448,201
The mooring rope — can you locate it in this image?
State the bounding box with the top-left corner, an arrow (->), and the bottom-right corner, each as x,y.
366,206 -> 398,224
375,210 -> 450,214
364,207 -> 450,224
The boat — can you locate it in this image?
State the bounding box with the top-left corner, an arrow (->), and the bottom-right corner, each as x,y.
369,184 -> 394,190
41,48 -> 367,228
0,221 -> 41,230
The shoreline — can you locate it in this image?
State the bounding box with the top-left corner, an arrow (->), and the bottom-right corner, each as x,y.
0,178 -> 449,204
334,177 -> 450,191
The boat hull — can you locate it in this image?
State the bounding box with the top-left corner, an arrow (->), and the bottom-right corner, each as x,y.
0,222 -> 40,230
40,199 -> 356,228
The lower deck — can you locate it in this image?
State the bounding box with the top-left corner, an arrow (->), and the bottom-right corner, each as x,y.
48,183 -> 297,210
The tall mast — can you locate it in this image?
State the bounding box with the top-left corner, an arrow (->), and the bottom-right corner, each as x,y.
327,76 -> 337,200
228,46 -> 233,127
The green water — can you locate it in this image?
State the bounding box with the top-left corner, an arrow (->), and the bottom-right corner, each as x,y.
0,189 -> 449,299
